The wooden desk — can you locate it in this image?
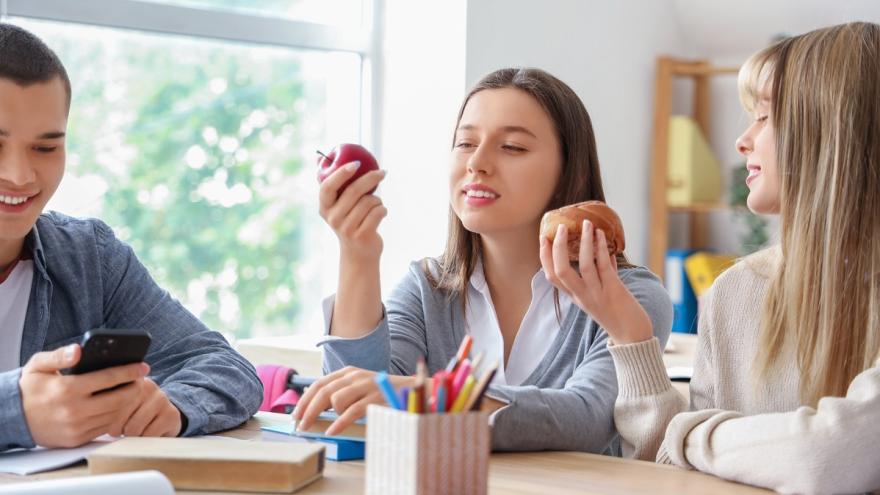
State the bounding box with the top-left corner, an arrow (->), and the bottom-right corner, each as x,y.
1,412 -> 768,495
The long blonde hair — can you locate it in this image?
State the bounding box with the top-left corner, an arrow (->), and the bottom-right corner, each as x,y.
740,22 -> 880,406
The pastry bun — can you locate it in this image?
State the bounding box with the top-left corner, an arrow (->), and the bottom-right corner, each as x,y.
540,201 -> 625,260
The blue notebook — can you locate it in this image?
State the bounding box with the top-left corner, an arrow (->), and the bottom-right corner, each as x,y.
288,411 -> 366,443
261,423 -> 365,461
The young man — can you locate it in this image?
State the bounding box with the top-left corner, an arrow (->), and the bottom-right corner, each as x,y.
0,23 -> 262,451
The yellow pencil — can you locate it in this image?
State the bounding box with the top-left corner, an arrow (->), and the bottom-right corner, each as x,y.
449,375 -> 476,413
408,386 -> 419,413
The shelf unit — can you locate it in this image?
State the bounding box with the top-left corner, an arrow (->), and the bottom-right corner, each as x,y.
647,57 -> 739,278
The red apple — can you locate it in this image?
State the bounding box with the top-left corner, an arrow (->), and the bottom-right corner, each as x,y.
316,143 -> 380,195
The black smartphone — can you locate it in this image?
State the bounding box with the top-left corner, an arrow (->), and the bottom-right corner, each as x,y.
62,328 -> 152,375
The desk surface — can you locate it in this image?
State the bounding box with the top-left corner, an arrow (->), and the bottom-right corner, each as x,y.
2,411 -> 768,495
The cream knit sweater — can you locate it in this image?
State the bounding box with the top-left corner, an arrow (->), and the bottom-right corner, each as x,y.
609,247 -> 880,494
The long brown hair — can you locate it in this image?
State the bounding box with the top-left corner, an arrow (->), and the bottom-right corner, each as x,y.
740,22 -> 880,406
426,67 -> 630,311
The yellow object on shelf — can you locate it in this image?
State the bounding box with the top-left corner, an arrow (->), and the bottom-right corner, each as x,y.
666,116 -> 723,207
684,252 -> 736,296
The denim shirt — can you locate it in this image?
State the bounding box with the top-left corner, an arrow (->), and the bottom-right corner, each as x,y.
0,212 -> 263,451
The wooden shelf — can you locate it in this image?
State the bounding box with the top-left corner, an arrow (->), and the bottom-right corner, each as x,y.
671,63 -> 739,76
648,57 -> 740,278
668,202 -> 729,213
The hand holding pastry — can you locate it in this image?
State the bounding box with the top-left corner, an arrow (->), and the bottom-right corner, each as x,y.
539,201 -> 652,344
539,201 -> 626,260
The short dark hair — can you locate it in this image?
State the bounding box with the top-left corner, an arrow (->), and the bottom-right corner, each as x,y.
0,23 -> 71,106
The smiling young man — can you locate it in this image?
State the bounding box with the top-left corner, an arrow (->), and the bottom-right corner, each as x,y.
0,23 -> 262,451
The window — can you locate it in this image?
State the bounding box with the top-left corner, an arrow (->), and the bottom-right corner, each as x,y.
4,1 -> 377,340
144,0 -> 365,28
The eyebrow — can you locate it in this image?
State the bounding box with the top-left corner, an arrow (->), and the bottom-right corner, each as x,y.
0,129 -> 66,139
457,124 -> 538,139
38,131 -> 66,139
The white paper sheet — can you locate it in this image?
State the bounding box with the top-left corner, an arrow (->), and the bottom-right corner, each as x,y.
0,470 -> 173,495
666,366 -> 694,380
0,436 -> 114,475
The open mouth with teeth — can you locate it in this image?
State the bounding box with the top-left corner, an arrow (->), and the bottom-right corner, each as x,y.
0,194 -> 36,212
0,195 -> 31,206
465,190 -> 499,199
746,164 -> 762,186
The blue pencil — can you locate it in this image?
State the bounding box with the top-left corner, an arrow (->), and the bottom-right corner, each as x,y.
436,384 -> 446,414
375,372 -> 403,410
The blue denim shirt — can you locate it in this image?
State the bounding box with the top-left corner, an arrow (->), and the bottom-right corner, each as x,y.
0,212 -> 263,451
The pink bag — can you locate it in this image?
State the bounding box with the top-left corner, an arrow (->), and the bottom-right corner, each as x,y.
256,364 -> 302,413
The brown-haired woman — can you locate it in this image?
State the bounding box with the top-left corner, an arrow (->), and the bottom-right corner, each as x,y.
294,67 -> 672,452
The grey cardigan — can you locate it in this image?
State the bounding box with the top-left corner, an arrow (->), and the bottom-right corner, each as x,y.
319,260 -> 672,453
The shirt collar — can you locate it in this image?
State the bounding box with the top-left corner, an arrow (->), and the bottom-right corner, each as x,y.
24,223 -> 48,279
469,257 -> 552,296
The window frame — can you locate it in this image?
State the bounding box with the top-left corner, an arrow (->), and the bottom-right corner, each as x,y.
1,0 -> 383,157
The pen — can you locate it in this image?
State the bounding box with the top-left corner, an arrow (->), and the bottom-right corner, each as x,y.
455,335 -> 474,364
444,372 -> 455,411
450,375 -> 476,413
451,359 -> 472,399
444,354 -> 459,374
431,371 -> 445,413
400,387 -> 410,412
446,335 -> 474,373
375,372 -> 403,410
407,386 -> 419,413
436,382 -> 447,414
415,359 -> 428,414
470,351 -> 485,375
463,362 -> 499,412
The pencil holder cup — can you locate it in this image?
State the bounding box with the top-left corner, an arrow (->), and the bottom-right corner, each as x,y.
365,405 -> 490,495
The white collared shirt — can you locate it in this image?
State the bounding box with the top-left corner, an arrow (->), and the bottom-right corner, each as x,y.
466,260 -> 571,386
0,260 -> 34,372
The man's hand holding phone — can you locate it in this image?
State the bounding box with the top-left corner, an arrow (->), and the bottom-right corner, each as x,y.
109,377 -> 183,439
19,329 -> 184,448
19,343 -> 150,448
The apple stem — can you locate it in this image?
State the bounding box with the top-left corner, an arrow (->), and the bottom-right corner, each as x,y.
316,150 -> 330,160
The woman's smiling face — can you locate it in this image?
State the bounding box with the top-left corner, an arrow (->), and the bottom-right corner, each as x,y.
736,92 -> 780,215
449,87 -> 562,238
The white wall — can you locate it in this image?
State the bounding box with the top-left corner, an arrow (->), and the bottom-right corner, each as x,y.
377,0 -> 468,294
304,1 -> 467,332
464,0 -> 690,265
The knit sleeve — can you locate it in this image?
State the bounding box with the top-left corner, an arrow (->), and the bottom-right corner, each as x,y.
318,262 -> 427,376
610,280 -> 719,461
659,363 -> 880,494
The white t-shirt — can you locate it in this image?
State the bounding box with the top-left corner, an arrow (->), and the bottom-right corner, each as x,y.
0,260 -> 34,372
466,260 -> 570,386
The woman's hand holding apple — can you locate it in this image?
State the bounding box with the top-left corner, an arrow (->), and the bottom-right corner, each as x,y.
317,144 -> 387,339
317,146 -> 387,263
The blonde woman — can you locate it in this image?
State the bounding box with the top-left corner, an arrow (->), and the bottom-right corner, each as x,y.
545,22 -> 880,493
